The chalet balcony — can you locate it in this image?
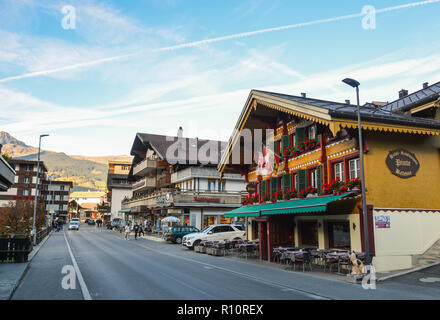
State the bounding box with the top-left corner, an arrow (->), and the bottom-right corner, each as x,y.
121,188 -> 243,210
171,166 -> 242,183
132,158 -> 167,176
132,177 -> 156,192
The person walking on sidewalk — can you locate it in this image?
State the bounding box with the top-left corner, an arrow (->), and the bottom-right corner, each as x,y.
124,224 -> 131,240
138,224 -> 144,238
133,223 -> 139,240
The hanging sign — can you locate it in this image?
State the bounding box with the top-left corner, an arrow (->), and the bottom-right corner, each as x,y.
246,183 -> 257,194
386,149 -> 419,179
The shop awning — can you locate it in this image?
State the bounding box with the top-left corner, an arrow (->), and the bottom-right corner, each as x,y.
119,209 -> 131,213
224,193 -> 353,218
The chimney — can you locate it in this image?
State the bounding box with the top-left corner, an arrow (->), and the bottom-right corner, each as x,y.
345,100 -> 350,104
423,82 -> 429,89
177,126 -> 183,150
301,93 -> 306,98
398,89 -> 408,99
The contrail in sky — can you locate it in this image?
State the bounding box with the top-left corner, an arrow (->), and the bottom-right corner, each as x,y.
0,0 -> 438,83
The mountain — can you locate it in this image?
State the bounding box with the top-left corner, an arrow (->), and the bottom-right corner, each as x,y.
70,155 -> 133,165
0,131 -> 132,192
0,131 -> 39,157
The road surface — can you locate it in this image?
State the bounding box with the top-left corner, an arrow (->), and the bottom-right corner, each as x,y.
11,224 -> 440,300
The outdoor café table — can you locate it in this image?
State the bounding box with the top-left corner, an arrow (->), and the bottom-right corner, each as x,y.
326,251 -> 351,274
280,250 -> 303,263
237,243 -> 259,258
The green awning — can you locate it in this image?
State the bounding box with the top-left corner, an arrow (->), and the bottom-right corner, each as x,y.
119,209 -> 131,213
224,193 -> 353,217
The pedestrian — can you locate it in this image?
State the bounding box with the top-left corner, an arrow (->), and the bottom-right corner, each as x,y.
124,224 -> 131,240
134,223 -> 139,240
138,224 -> 144,238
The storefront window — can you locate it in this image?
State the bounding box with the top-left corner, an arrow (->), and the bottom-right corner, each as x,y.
349,158 -> 360,179
203,216 -> 217,228
334,162 -> 344,180
299,221 -> 318,247
327,222 -> 351,249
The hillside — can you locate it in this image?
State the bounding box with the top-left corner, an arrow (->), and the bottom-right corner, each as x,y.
0,131 -> 132,192
70,155 -> 132,165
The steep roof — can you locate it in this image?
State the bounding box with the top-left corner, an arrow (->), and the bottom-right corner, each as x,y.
254,90 -> 440,130
380,81 -> 440,113
218,89 -> 440,174
130,132 -> 227,166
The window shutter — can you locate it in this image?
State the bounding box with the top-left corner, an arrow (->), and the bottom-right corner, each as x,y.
282,174 -> 291,192
297,169 -> 307,192
270,177 -> 278,196
316,165 -> 323,195
295,127 -> 306,144
281,135 -> 290,154
261,180 -> 267,196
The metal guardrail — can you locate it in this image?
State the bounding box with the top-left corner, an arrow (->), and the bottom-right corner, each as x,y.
36,227 -> 52,245
0,227 -> 51,263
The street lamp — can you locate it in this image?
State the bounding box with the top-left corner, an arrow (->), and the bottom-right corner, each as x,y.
342,78 -> 371,266
32,134 -> 49,246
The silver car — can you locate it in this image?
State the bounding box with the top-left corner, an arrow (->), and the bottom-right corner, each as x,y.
68,221 -> 79,230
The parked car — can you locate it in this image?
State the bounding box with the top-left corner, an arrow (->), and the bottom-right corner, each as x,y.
88,219 -> 96,225
68,221 -> 79,231
70,218 -> 79,223
182,224 -> 246,249
231,222 -> 245,230
165,226 -> 200,244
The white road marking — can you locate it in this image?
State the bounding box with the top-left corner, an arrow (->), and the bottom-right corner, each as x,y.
63,231 -> 92,300
109,233 -> 330,300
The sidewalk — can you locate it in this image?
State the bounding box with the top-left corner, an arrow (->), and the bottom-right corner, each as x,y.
0,233 -> 51,300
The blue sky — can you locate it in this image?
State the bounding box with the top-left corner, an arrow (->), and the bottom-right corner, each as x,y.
1,0 -> 440,155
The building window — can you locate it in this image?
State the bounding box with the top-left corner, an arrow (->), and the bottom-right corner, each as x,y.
23,189 -> 29,196
310,168 -> 318,188
208,180 -> 215,192
26,164 -> 33,171
290,134 -> 296,147
24,177 -> 30,184
308,125 -> 317,140
60,185 -> 65,191
349,158 -> 361,180
293,174 -> 298,190
122,165 -> 129,170
334,162 -> 344,181
218,180 -> 225,192
59,204 -> 63,210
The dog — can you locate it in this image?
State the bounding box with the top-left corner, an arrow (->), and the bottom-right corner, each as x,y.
349,251 -> 364,275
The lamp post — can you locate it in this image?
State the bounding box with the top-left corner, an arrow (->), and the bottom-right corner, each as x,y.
32,134 -> 49,246
342,78 -> 371,266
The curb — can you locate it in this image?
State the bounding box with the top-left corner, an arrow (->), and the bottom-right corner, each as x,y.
7,231 -> 52,300
377,261 -> 440,282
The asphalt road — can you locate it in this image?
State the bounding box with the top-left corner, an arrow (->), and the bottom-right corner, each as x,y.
11,224 -> 440,300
